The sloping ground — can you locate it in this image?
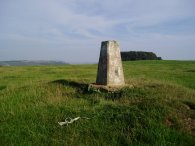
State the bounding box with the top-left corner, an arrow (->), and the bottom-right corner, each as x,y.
0,60 -> 68,66
0,61 -> 195,145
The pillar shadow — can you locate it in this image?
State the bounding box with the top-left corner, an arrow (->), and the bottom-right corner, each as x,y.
50,79 -> 124,100
51,79 -> 89,93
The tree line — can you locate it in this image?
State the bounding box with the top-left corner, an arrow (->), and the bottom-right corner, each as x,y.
121,51 -> 162,61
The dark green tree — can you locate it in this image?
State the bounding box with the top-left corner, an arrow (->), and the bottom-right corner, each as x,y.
121,51 -> 162,61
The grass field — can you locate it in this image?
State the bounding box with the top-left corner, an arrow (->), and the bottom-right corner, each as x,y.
0,60 -> 195,145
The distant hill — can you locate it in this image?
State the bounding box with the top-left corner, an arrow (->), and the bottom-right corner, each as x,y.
0,60 -> 69,66
121,51 -> 162,61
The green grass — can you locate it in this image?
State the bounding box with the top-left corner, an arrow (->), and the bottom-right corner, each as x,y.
0,60 -> 195,145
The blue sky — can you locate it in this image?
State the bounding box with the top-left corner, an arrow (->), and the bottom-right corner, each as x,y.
0,0 -> 195,63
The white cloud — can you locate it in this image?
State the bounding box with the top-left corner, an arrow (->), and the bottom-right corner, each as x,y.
0,0 -> 195,62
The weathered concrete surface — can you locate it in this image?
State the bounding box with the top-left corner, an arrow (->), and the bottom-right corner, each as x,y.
96,41 -> 125,86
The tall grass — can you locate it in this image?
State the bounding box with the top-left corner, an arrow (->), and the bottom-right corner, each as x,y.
0,60 -> 195,145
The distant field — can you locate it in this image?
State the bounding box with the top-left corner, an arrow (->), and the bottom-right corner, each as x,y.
0,60 -> 195,145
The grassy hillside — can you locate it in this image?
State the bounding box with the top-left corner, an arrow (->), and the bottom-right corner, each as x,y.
0,60 -> 195,145
0,60 -> 68,66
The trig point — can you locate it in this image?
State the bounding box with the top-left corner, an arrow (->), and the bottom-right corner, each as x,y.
96,40 -> 125,86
